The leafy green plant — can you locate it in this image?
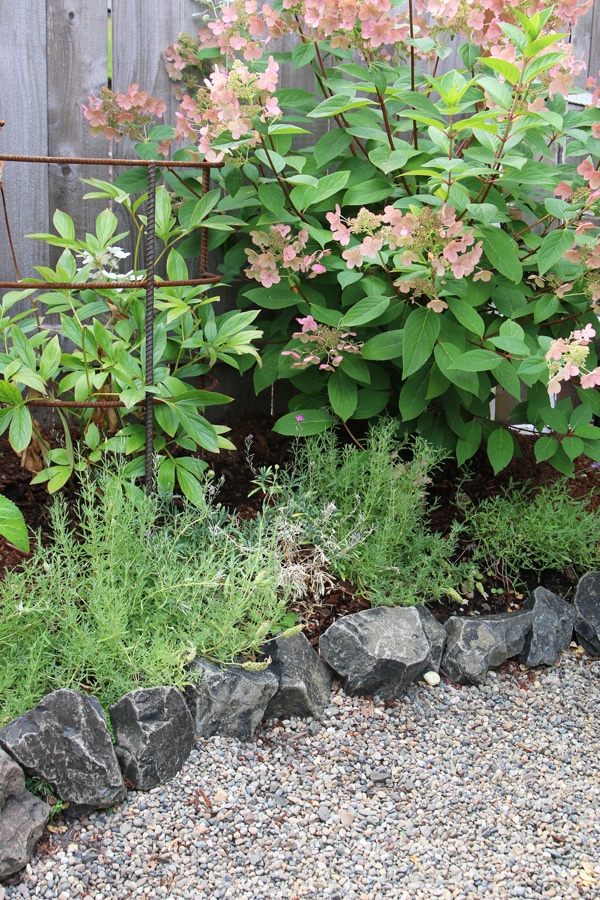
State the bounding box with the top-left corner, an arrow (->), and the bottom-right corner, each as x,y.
286,419 -> 470,605
84,0 -> 600,475
0,493 -> 29,553
25,776 -> 68,820
0,184 -> 262,504
460,478 -> 600,587
0,463 -> 290,723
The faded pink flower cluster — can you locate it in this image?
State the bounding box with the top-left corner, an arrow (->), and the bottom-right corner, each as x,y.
327,203 -> 491,311
528,272 -> 577,302
553,162 -> 600,306
83,85 -> 167,143
280,0 -> 410,60
177,0 -> 596,80
196,0 -> 286,62
556,158 -> 600,207
546,322 -> 600,395
165,33 -> 211,98
415,0 -> 591,94
281,315 -> 363,371
173,57 -> 281,162
586,75 -> 600,117
192,0 -> 410,64
244,225 -> 330,288
577,158 -> 600,192
561,240 -> 600,308
417,0 -> 592,38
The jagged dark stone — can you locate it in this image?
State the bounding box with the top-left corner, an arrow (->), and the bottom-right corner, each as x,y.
573,572 -> 600,656
263,632 -> 333,721
318,606 -> 439,699
519,587 -> 575,666
442,610 -> 534,685
0,690 -> 126,815
110,687 -> 195,791
185,659 -> 279,741
416,606 -> 447,671
0,748 -> 50,881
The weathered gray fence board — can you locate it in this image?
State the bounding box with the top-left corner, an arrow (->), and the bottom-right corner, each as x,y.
107,0 -> 200,262
0,0 -> 50,281
46,0 -> 109,257
112,0 -> 199,144
572,5 -> 599,89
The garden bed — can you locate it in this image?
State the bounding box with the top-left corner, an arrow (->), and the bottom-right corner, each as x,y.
2,415 -> 599,636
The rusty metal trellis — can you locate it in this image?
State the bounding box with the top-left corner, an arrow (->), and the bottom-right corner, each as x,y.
0,153 -> 223,490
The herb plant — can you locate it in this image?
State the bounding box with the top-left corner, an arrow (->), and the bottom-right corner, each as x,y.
0,463 -> 290,723
3,419 -> 598,723
1,422 -> 463,722
287,419 -> 469,605
460,478 -> 600,587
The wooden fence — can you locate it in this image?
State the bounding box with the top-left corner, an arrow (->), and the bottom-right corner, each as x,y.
1,0 -> 598,281
0,0 -> 598,415
0,0 -> 202,284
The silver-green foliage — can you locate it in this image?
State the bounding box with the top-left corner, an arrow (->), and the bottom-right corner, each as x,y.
0,467 -> 287,723
287,420 -> 467,606
462,479 -> 600,587
0,422 -> 493,724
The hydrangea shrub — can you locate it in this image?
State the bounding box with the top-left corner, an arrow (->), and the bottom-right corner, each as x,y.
81,0 -> 600,473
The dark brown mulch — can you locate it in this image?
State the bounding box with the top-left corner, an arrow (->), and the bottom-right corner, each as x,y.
2,415 -> 599,641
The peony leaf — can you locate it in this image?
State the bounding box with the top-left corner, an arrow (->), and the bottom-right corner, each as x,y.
0,495 -> 30,552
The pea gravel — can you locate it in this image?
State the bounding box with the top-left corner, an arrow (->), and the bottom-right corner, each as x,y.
3,646 -> 600,900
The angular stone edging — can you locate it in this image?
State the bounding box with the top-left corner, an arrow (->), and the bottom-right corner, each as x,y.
1,571 -> 599,880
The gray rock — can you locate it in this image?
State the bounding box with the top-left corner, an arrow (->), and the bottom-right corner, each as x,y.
263,632 -> 333,721
519,587 -> 575,666
416,606 -> 447,671
0,690 -> 126,815
0,750 -> 23,813
573,571 -> 600,655
442,611 -> 534,685
110,687 -> 195,791
185,659 -> 279,741
0,748 -> 50,880
318,607 -> 438,699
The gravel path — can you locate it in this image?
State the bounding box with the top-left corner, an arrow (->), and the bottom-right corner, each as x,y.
3,646 -> 600,900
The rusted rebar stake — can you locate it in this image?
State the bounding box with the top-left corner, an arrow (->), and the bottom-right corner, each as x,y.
201,168 -> 211,275
144,162 -> 157,492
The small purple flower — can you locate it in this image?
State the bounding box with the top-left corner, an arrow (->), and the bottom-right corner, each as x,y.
295,414 -> 304,422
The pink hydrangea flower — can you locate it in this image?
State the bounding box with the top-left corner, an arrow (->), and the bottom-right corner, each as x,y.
562,361 -> 580,380
581,368 -> 600,389
554,182 -> 573,200
546,339 -> 568,361
427,298 -> 448,312
577,159 -> 600,190
296,315 -> 318,333
342,246 -> 366,269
